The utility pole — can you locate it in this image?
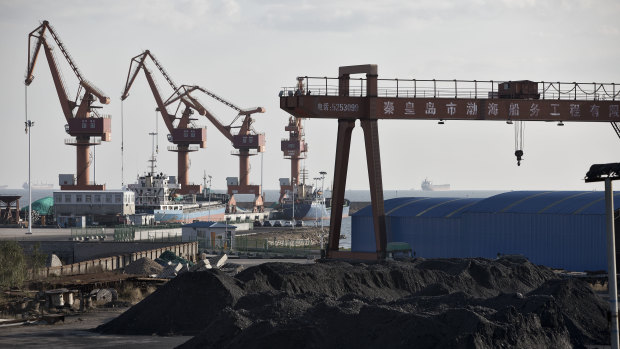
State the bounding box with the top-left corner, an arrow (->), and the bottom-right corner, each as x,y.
208,175 -> 212,222
585,163 -> 620,349
292,177 -> 296,228
25,120 -> 34,235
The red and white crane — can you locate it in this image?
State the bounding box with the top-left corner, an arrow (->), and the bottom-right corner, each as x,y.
164,85 -> 265,212
121,50 -> 206,194
25,20 -> 111,190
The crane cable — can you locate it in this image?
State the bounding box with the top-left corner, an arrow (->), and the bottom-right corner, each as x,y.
514,121 -> 524,166
121,100 -> 125,188
24,85 -> 28,133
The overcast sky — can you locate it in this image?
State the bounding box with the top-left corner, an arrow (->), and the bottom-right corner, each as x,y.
1,0 -> 619,192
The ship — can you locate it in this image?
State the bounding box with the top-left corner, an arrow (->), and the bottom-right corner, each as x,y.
128,145 -> 227,223
275,171 -> 350,221
421,178 -> 450,191
22,182 -> 54,190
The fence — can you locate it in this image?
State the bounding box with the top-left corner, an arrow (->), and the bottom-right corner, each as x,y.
199,236 -> 320,257
29,242 -> 198,278
113,224 -> 182,242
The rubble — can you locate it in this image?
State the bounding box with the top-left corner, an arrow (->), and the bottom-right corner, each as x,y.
45,254 -> 62,268
97,257 -> 610,348
123,257 -> 164,275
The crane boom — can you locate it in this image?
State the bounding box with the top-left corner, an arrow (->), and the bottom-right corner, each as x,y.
121,50 -> 206,194
24,20 -> 111,191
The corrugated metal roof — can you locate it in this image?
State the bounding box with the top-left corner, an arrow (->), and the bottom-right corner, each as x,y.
464,191 -> 620,214
353,197 -> 483,218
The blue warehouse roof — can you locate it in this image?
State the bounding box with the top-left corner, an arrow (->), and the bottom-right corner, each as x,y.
464,191 -> 620,215
353,197 -> 483,218
352,191 -> 620,218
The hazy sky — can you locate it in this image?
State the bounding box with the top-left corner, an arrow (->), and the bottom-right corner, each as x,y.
1,0 -> 619,191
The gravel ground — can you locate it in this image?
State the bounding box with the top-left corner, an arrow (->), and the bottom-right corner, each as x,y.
0,308 -> 191,349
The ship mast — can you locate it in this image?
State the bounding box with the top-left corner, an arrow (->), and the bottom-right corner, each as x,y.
148,131 -> 158,176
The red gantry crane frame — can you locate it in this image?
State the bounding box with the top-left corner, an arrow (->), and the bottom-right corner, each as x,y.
121,50 -> 206,195
280,64 -> 620,260
164,85 -> 266,212
25,20 -> 111,190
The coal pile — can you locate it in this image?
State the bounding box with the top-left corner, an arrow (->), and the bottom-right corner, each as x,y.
97,256 -> 610,348
123,257 -> 164,276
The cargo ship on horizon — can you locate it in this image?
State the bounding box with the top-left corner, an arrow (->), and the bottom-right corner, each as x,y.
421,178 -> 450,191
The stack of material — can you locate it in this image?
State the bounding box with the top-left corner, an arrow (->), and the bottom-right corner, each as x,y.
98,257 -> 610,348
189,259 -> 212,272
158,263 -> 189,279
46,254 -> 62,268
124,257 -> 164,276
155,250 -> 193,267
208,254 -> 228,269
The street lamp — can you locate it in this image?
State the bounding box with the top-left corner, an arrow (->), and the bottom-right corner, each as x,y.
207,175 -> 212,222
292,177 -> 296,228
585,162 -> 620,349
25,120 -> 34,235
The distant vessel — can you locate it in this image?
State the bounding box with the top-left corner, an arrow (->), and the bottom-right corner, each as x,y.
128,141 -> 226,223
275,169 -> 350,221
22,182 -> 53,190
421,178 -> 450,191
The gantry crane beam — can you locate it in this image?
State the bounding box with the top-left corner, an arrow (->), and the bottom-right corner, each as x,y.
280,65 -> 620,261
25,20 -> 111,190
121,51 -> 205,194
165,85 -> 266,212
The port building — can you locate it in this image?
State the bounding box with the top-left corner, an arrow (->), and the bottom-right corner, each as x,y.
352,191 -> 620,272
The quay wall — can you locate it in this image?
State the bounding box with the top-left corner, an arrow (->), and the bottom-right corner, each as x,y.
29,242 -> 198,278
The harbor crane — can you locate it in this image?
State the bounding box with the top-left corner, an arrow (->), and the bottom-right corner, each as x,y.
121,50 -> 206,194
280,65 -> 620,260
25,20 -> 111,190
279,115 -> 308,204
164,85 -> 266,212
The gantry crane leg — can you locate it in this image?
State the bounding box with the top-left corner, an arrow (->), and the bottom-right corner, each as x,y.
327,119 -> 355,258
361,119 -> 387,259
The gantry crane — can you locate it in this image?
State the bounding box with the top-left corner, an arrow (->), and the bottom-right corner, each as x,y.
164,85 -> 265,212
25,20 -> 111,190
121,50 -> 206,195
281,65 -> 620,260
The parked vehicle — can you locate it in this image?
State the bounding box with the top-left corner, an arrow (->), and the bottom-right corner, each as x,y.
283,221 -> 292,227
263,220 -> 272,227
273,220 -> 282,227
295,220 -> 303,227
253,220 -> 262,227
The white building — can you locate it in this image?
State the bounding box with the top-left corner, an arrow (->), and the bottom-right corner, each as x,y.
54,190 -> 135,226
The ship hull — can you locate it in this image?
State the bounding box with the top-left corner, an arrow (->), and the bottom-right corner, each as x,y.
279,201 -> 350,221
154,206 -> 226,223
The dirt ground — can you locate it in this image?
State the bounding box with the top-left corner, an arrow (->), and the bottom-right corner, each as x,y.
0,308 -> 191,348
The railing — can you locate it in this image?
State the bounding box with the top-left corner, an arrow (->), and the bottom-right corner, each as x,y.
64,137 -> 102,146
198,236 -> 320,257
113,224 -> 183,242
280,77 -> 619,101
167,145 -> 200,152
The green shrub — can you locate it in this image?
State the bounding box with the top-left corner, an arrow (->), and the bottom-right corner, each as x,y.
0,241 -> 27,288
